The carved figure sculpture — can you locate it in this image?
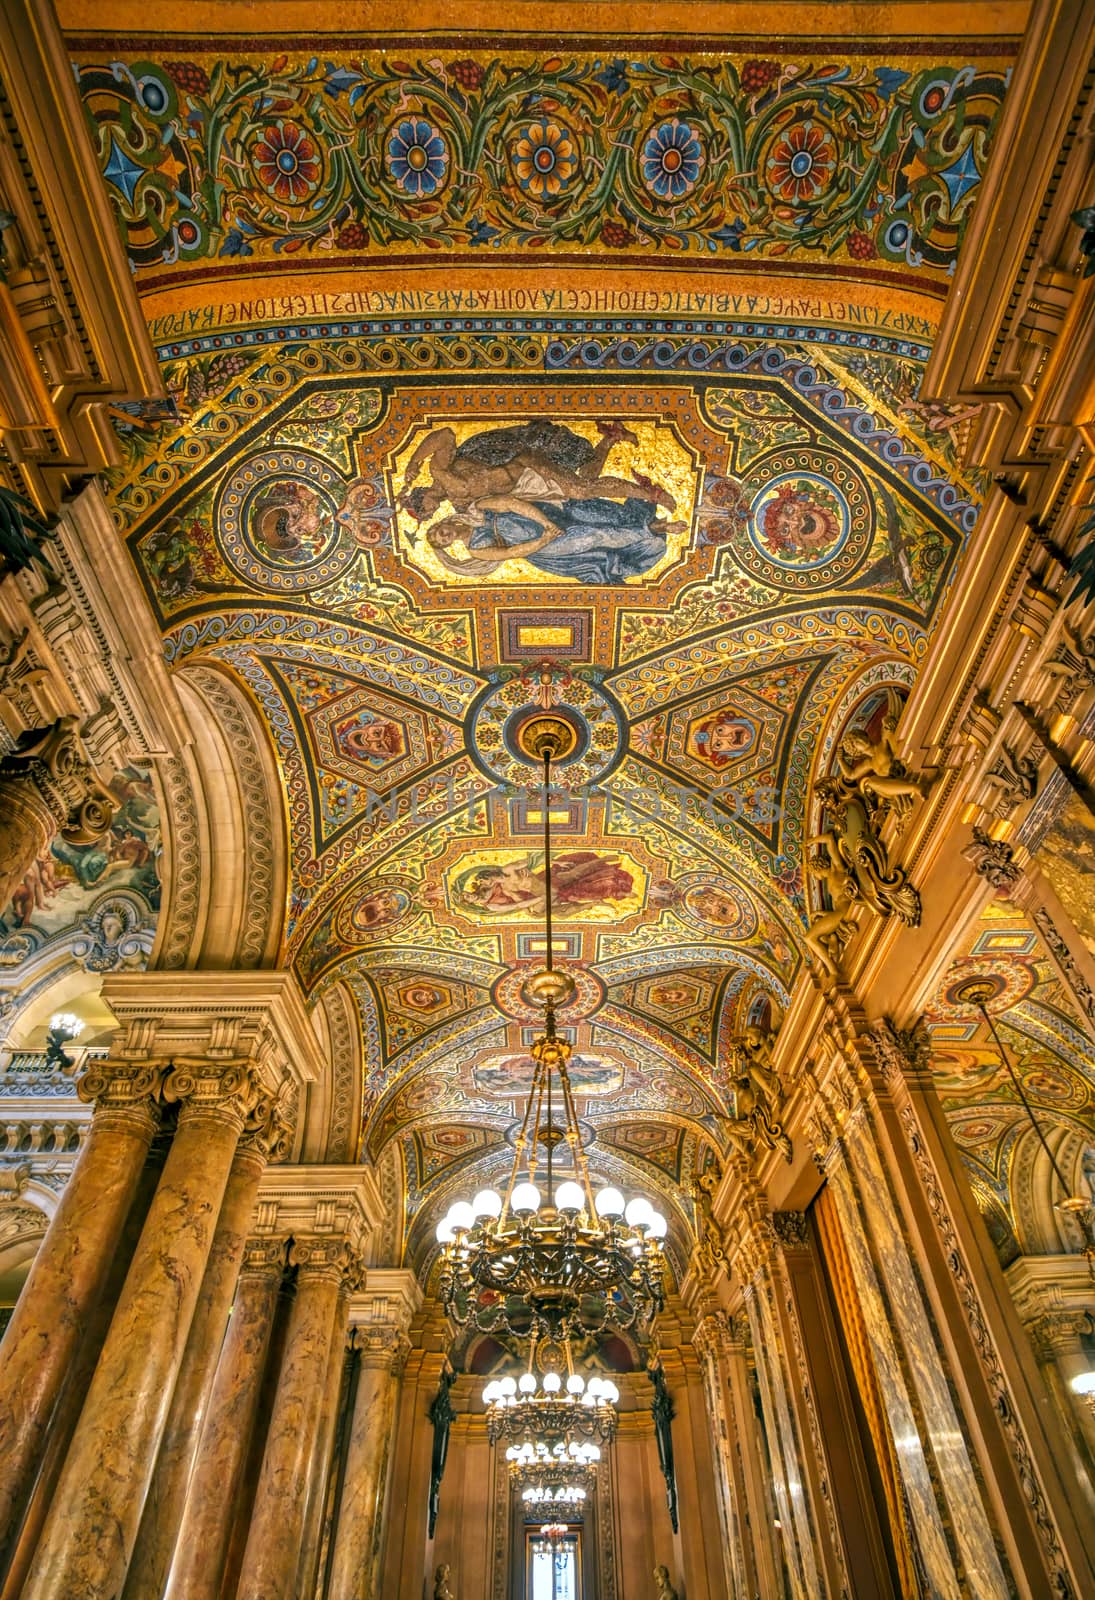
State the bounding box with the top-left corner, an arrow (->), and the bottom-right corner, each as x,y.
718,1018 -> 792,1163
804,830 -> 859,983
691,1158 -> 726,1265
433,1563 -> 454,1600
806,696 -> 929,983
654,1564 -> 680,1599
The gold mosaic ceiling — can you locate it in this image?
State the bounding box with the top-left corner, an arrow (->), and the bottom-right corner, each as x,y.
55,0 -> 1026,1264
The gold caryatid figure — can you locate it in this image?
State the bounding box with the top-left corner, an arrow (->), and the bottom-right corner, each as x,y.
717,1016 -> 791,1165
805,691 -> 930,984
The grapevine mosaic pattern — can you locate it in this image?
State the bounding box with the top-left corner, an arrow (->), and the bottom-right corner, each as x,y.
70,46 -> 1009,281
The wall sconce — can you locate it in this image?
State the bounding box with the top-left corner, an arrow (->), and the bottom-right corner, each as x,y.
45,1012 -> 84,1072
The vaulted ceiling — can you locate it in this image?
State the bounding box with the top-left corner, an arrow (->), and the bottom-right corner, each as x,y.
58,0 -> 1022,1271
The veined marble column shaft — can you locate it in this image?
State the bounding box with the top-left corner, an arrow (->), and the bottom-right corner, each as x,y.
21,1069 -> 259,1600
327,1337 -> 403,1600
122,1138 -> 270,1600
0,1074 -> 157,1553
163,1238 -> 286,1600
296,1307 -> 352,1597
235,1239 -> 357,1600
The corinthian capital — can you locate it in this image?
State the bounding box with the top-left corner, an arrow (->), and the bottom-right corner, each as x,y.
163,1058 -> 267,1131
77,1056 -> 164,1130
290,1234 -> 366,1291
0,716 -> 115,842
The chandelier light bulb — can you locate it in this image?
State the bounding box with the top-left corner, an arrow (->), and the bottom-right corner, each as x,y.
448,1201 -> 475,1234
519,1373 -> 537,1394
49,1012 -> 84,1039
1071,1372 -> 1095,1396
566,1374 -> 584,1395
586,1377 -> 603,1398
511,1181 -> 541,1215
594,1186 -> 625,1218
602,1381 -> 619,1404
542,1371 -> 562,1393
473,1188 -> 503,1220
436,1216 -> 456,1244
500,1376 -> 517,1397
647,1211 -> 668,1240
554,1180 -> 585,1214
624,1196 -> 654,1231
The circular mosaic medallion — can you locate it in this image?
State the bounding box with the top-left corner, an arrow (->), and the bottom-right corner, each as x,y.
335,877 -> 418,945
733,448 -> 872,591
492,964 -> 605,1024
674,870 -> 758,941
470,672 -> 625,790
216,448 -> 356,591
939,958 -> 1036,1017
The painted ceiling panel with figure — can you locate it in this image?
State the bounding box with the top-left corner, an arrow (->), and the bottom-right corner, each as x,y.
33,0 -> 1022,1267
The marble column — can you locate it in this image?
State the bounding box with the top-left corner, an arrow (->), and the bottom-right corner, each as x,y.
0,1059 -> 159,1555
296,1297 -> 352,1597
162,1237 -> 287,1600
123,1101 -> 288,1600
327,1329 -> 407,1600
235,1235 -> 360,1600
0,1119 -> 169,1598
21,1061 -> 266,1600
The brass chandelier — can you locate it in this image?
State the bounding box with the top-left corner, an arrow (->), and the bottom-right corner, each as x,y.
482,1355 -> 619,1446
435,716 -> 667,1342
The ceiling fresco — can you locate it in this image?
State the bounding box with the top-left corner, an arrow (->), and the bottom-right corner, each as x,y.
40,2 -> 1022,1268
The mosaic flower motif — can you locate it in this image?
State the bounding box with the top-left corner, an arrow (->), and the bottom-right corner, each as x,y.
387,118 -> 448,197
512,120 -> 577,198
766,120 -> 837,204
641,119 -> 703,201
252,121 -> 320,202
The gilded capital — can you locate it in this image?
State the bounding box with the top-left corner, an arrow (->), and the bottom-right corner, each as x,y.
239,1235 -> 289,1281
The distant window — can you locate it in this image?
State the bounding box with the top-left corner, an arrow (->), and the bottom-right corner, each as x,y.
527,1531 -> 580,1600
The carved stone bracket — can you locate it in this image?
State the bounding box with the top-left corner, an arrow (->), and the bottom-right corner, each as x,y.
1031,905 -> 1095,1026
962,826 -> 1023,890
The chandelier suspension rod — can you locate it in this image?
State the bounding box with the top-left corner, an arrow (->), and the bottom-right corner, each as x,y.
976,998 -> 1075,1198
542,747 -> 555,974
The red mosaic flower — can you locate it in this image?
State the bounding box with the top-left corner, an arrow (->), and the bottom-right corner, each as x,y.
766,120 -> 837,204
252,121 -> 320,202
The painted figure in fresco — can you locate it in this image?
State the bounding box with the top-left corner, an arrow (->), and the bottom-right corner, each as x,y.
340,712 -> 406,766
424,497 -> 684,584
251,480 -> 329,561
683,884 -> 745,929
398,417 -> 675,526
348,887 -> 408,933
145,518 -> 218,599
454,851 -> 633,916
686,706 -> 756,768
758,480 -> 841,560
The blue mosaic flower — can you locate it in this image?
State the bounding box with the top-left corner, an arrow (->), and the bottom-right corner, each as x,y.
641,120 -> 702,201
386,118 -> 448,198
